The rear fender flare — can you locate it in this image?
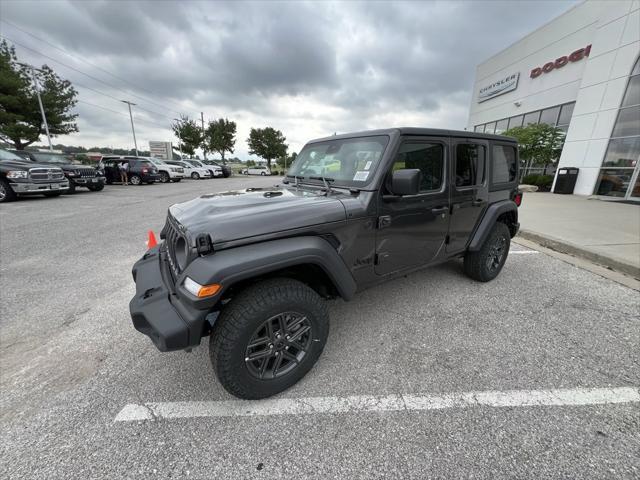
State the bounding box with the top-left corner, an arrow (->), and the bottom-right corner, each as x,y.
467,200 -> 518,252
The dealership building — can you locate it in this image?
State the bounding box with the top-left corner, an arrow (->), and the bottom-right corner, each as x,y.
467,0 -> 639,201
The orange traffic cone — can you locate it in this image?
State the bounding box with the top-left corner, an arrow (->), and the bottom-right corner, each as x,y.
146,230 -> 158,249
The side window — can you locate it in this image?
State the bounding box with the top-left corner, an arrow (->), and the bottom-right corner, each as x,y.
455,144 -> 485,187
392,143 -> 444,192
492,145 -> 517,184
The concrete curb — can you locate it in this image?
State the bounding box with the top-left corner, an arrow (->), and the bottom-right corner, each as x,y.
517,229 -> 640,279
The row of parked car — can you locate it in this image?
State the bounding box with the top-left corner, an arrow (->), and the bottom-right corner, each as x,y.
0,148 -> 232,203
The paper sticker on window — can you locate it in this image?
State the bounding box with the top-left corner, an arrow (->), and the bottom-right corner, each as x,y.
364,161 -> 372,170
353,171 -> 369,181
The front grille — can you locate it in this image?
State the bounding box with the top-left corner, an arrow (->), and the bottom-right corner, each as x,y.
163,215 -> 188,276
78,168 -> 98,178
29,168 -> 64,181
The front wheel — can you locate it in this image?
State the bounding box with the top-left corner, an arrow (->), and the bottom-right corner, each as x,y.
210,278 -> 329,399
0,178 -> 17,203
159,171 -> 170,183
464,222 -> 511,282
191,172 -> 200,180
261,172 -> 266,176
88,183 -> 104,192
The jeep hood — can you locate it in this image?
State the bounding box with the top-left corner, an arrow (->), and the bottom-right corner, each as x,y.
169,186 -> 347,244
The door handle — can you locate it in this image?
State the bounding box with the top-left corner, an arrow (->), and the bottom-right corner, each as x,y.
431,207 -> 448,215
472,199 -> 484,206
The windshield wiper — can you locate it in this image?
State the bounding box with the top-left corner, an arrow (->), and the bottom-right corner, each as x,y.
285,174 -> 305,188
308,176 -> 335,195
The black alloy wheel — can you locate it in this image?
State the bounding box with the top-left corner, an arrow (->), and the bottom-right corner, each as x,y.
463,222 -> 511,282
486,235 -> 507,273
244,312 -> 313,380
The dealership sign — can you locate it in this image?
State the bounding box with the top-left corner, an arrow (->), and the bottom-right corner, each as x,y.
530,44 -> 592,78
478,72 -> 520,103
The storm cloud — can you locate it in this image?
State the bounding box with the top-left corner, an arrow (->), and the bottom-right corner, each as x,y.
0,0 -> 577,156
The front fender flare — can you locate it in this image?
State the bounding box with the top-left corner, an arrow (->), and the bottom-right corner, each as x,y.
183,236 -> 357,301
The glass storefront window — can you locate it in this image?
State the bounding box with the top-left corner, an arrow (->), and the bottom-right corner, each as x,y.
495,118 -> 509,134
594,169 -> 635,196
523,111 -> 540,125
507,115 -> 523,129
539,106 -> 561,125
621,75 -> 640,107
611,105 -> 640,138
601,137 -> 640,167
474,125 -> 482,132
557,102 -> 575,126
484,122 -> 496,134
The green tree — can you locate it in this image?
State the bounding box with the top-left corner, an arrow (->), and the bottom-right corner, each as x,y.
275,151 -> 297,171
247,127 -> 288,169
504,123 -> 565,175
171,115 -> 202,156
0,40 -> 78,150
205,118 -> 236,163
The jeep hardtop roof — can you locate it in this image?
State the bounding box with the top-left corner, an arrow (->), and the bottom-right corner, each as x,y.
308,127 -> 517,144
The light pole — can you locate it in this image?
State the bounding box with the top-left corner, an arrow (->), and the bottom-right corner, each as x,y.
200,111 -> 207,160
18,63 -> 53,151
121,100 -> 138,156
173,118 -> 183,159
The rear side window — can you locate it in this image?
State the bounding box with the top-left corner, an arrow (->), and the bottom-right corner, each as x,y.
492,145 -> 517,184
392,143 -> 444,192
455,144 -> 485,187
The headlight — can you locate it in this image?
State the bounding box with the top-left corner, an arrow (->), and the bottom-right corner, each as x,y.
7,170 -> 28,179
171,167 -> 178,172
183,277 -> 221,298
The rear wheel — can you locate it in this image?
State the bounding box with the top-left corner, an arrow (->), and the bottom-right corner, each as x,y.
210,278 -> 329,399
191,172 -> 200,180
0,178 -> 16,203
464,222 -> 511,282
159,171 -> 170,183
129,174 -> 141,185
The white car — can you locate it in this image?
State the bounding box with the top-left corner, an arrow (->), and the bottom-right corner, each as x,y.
185,159 -> 223,178
166,160 -> 212,180
242,165 -> 271,176
146,157 -> 185,183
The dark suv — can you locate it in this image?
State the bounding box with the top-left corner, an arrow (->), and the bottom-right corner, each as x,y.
12,150 -> 105,193
129,128 -> 522,399
0,148 -> 69,202
101,156 -> 160,185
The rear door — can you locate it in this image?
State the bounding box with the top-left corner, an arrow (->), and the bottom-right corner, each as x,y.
447,139 -> 489,253
375,137 -> 450,275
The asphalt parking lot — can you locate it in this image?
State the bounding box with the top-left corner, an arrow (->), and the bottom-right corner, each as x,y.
1,176 -> 639,479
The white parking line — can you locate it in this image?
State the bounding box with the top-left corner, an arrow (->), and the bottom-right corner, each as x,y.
509,250 -> 540,254
114,386 -> 639,422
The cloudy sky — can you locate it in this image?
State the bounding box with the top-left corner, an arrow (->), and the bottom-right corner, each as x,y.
1,0 -> 577,159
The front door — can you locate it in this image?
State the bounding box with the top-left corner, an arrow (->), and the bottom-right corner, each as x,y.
375,138 -> 450,275
447,139 -> 489,252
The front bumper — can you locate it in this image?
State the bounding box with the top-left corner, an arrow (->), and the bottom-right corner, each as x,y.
70,177 -> 105,186
129,247 -> 210,352
10,180 -> 69,193
169,171 -> 185,179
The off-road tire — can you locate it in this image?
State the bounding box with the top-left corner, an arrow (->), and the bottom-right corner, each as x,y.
210,278 -> 329,399
66,181 -> 76,194
159,171 -> 170,183
0,178 -> 17,203
88,183 -> 104,192
464,222 -> 511,282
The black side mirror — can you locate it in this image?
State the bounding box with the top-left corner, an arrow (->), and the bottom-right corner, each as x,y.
391,169 -> 421,196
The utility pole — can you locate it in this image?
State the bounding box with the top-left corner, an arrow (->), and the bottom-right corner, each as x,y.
121,100 -> 139,156
200,111 -> 207,160
19,63 -> 53,151
173,118 -> 183,159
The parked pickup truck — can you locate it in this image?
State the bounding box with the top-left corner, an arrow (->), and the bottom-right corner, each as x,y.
12,150 -> 105,194
129,128 -> 522,399
0,148 -> 69,202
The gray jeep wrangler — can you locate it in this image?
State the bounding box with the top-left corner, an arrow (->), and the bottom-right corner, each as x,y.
129,128 -> 522,399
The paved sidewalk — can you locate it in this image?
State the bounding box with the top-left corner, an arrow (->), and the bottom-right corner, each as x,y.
516,192 -> 640,277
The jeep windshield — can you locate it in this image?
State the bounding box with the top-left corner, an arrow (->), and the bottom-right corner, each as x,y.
287,135 -> 389,188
